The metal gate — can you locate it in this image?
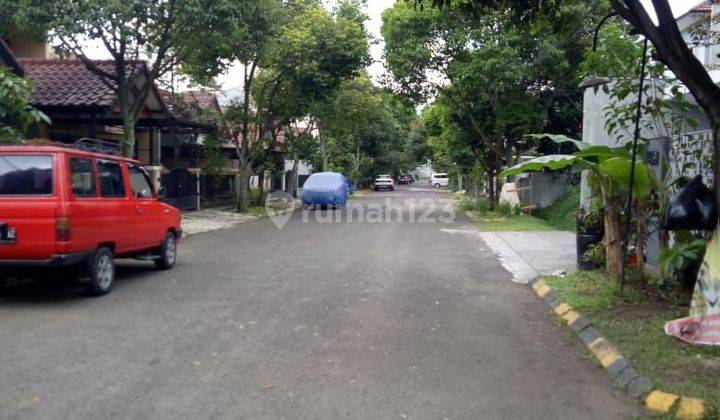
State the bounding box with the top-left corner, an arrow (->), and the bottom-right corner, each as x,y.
161,168 -> 199,211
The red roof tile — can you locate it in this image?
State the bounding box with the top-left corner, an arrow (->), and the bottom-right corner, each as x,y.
692,1 -> 716,13
18,59 -> 142,109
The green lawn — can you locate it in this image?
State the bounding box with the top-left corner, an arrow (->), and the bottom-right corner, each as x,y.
468,210 -> 554,231
545,271 -> 720,409
243,206 -> 269,217
532,184 -> 579,232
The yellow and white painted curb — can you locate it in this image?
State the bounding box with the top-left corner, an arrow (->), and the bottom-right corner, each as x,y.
530,278 -> 716,419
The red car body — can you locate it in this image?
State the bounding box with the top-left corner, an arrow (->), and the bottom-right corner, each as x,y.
0,145 -> 181,295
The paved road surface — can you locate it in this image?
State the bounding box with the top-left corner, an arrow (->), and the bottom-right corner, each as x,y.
0,187 -> 635,419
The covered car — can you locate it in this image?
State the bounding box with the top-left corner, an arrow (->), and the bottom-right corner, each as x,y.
301,172 -> 349,207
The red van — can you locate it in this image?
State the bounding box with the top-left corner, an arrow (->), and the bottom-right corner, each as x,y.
0,143 -> 182,296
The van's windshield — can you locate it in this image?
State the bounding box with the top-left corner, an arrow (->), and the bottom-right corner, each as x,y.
0,155 -> 53,195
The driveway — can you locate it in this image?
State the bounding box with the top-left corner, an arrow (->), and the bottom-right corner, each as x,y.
0,187 -> 634,419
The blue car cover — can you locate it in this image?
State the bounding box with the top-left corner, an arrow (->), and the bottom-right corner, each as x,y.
301,172 -> 349,206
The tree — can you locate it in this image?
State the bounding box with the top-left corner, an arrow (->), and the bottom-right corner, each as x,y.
383,3 -> 566,203
15,0 -> 231,156
0,67 -> 49,142
418,0 -> 720,218
500,134 -> 654,282
183,1 -> 369,211
313,76 -> 420,186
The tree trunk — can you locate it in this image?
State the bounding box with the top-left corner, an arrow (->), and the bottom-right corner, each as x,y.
713,120 -> 720,213
236,160 -> 251,212
120,107 -> 137,157
634,200 -> 647,285
604,199 -> 623,283
257,170 -> 265,205
287,155 -> 299,198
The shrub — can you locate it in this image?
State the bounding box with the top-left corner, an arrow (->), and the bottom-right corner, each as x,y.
497,200 -> 513,217
474,197 -> 490,215
583,242 -> 606,266
249,188 -> 268,207
657,231 -> 706,289
512,203 -> 523,216
455,195 -> 476,211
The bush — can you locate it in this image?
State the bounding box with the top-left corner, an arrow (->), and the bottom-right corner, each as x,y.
249,188 -> 268,207
533,184 -> 581,231
497,200 -> 513,217
474,197 -> 490,215
657,231 -> 706,289
455,195 -> 476,212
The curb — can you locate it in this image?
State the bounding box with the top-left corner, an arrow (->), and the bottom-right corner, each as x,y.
529,278 -> 717,419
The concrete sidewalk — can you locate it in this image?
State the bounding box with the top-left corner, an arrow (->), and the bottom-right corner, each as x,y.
479,230 -> 576,284
181,208 -> 257,237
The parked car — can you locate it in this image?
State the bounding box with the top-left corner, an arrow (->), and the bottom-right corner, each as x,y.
374,174 -> 395,191
430,173 -> 449,188
301,172 -> 349,208
396,174 -> 412,185
0,143 -> 182,296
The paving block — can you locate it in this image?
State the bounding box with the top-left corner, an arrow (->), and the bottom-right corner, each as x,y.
561,310 -> 582,326
675,397 -> 705,420
577,326 -> 601,346
587,337 -> 623,369
645,390 -> 679,414
569,316 -> 592,333
627,376 -> 653,399
532,280 -> 550,298
606,357 -> 631,378
553,303 -> 572,316
542,290 -> 561,307
613,366 -> 638,389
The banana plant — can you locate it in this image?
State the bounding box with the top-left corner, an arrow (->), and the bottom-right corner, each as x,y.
500,134 -> 654,282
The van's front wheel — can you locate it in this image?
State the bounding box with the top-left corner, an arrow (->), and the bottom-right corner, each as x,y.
84,247 -> 115,296
155,232 -> 177,270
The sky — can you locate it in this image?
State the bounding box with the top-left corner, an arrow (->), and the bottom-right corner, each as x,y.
76,0 -> 701,94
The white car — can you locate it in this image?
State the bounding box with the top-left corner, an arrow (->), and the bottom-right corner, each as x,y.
374,174 -> 395,191
430,173 -> 449,188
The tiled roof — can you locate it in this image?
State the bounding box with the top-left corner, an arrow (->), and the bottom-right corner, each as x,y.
181,90 -> 220,112
18,59 -> 119,108
692,1 -> 715,13
0,39 -> 24,76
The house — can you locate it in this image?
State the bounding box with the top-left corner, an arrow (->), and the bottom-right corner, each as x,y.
0,39 -> 24,76
579,0 -> 718,263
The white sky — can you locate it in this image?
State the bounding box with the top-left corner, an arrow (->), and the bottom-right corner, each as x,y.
76,0 -> 700,93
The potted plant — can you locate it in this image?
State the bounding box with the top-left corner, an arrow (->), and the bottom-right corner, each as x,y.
576,208 -> 604,270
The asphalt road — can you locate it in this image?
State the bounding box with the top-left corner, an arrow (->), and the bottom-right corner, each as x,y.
0,187 -> 635,419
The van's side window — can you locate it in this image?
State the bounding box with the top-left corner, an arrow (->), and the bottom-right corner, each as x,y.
97,160 -> 126,198
128,165 -> 154,199
70,158 -> 96,197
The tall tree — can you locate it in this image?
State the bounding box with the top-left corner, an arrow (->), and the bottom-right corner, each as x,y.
418,0 -> 720,214
15,0 -> 232,156
383,3 -> 565,203
184,0 -> 369,211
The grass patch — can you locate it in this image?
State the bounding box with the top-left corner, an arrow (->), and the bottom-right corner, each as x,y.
533,184 -> 579,232
468,210 -> 554,231
242,206 -> 269,217
545,271 -> 720,407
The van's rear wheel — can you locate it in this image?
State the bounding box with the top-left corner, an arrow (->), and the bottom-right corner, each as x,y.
84,247 -> 115,296
155,232 -> 177,270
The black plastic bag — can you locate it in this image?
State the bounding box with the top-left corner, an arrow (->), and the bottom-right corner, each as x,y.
662,175 -> 717,231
